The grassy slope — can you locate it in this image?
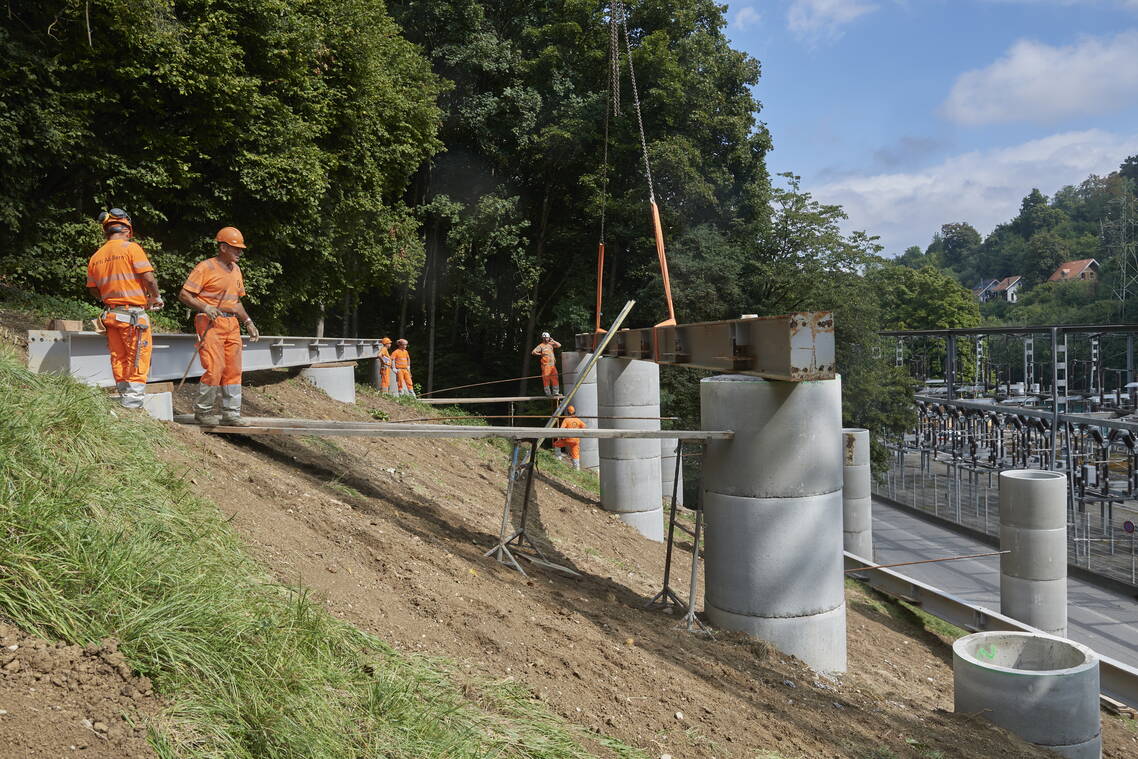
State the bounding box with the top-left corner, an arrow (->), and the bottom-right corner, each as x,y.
0,348 -> 639,759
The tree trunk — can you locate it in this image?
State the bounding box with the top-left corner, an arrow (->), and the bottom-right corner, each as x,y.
399,280 -> 409,337
427,217 -> 440,394
519,188 -> 552,396
342,291 -> 351,338
315,302 -> 325,338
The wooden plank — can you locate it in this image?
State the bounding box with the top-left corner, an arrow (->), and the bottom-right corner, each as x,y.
416,396 -> 558,405
179,421 -> 731,440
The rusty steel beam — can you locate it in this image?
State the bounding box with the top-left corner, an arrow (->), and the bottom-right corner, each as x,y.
575,312 -> 835,382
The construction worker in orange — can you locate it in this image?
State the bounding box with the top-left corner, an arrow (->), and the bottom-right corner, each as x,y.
392,338 -> 414,397
531,331 -> 561,396
86,208 -> 164,408
378,337 -> 394,393
553,405 -> 587,470
178,227 -> 261,426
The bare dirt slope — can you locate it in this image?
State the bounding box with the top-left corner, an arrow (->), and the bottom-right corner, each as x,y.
0,622 -> 161,759
162,370 -> 1137,759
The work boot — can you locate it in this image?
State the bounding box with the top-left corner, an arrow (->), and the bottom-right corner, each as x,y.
219,384 -> 246,426
194,384 -> 220,425
544,386 -> 551,396
552,385 -> 561,396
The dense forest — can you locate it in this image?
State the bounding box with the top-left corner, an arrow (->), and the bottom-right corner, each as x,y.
2,0 -> 1131,463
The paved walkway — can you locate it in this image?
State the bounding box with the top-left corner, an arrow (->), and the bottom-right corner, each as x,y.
872,498 -> 1138,667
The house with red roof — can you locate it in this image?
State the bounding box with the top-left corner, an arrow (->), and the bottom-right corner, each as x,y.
1048,259 -> 1099,283
992,275 -> 1023,303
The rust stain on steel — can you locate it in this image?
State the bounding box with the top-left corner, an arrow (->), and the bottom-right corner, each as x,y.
788,311 -> 835,381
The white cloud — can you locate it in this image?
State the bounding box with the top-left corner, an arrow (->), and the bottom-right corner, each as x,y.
787,0 -> 878,41
811,129 -> 1138,253
942,31 -> 1138,125
731,6 -> 762,31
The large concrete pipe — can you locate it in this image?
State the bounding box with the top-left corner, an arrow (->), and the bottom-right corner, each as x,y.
999,470 -> 1068,636
561,351 -> 599,471
661,438 -> 684,506
597,358 -> 663,541
301,362 -> 357,404
701,375 -> 847,673
842,428 -> 872,560
954,632 -> 1100,758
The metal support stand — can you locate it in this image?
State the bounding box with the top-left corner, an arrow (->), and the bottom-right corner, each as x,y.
646,441 -> 713,636
647,441 -> 687,611
485,439 -> 580,576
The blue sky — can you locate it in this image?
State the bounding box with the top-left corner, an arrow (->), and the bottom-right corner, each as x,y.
722,0 -> 1138,255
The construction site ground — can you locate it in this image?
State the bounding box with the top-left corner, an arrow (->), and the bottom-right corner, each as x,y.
2,310 -> 1136,759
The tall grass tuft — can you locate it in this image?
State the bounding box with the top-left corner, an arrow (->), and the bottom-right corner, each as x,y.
0,349 -> 637,759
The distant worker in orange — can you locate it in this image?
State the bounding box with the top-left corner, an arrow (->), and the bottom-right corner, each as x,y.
377,337 -> 394,393
86,208 -> 164,408
178,227 -> 261,426
553,405 -> 587,470
531,331 -> 561,396
392,338 -> 414,397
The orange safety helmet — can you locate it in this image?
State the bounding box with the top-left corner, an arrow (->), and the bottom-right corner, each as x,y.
566,405 -> 575,414
215,226 -> 246,249
98,208 -> 132,233
380,337 -> 392,345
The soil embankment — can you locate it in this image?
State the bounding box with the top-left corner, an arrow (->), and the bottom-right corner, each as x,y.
165,370 -> 1138,758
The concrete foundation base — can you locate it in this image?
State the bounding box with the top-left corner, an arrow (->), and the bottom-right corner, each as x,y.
706,603 -> 848,673
954,632 -> 1100,758
842,428 -> 872,560
142,391 -> 173,422
597,358 -> 662,541
561,351 -> 599,471
1000,470 -> 1068,636
701,374 -> 846,673
301,363 -> 357,404
661,438 -> 684,505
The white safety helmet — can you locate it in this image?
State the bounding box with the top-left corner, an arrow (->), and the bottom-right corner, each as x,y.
541,332 -> 551,339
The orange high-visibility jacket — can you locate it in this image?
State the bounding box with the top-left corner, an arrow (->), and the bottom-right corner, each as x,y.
182,257 -> 245,313
87,240 -> 154,307
392,349 -> 410,369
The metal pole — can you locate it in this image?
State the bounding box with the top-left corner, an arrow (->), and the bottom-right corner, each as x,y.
1050,328 -> 1060,470
946,334 -> 957,401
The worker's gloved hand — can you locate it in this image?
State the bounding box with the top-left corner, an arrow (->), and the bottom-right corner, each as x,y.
203,305 -> 223,320
147,295 -> 165,311
245,320 -> 261,342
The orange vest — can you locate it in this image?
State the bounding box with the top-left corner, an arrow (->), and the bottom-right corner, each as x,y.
392,348 -> 410,369
86,240 -> 154,307
534,342 -> 556,367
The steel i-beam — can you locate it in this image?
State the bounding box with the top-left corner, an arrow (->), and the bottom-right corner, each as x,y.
576,312 -> 835,382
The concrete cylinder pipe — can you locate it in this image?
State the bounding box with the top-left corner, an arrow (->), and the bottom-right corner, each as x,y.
561,351 -> 599,471
661,438 -> 684,506
301,362 -> 357,404
953,631 -> 1100,758
999,469 -> 1068,636
842,428 -> 873,560
597,358 -> 663,541
701,375 -> 847,673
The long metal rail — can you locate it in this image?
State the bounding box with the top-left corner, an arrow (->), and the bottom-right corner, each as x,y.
172,416 -> 731,441
575,311 -> 835,381
27,330 -> 381,388
845,552 -> 1138,710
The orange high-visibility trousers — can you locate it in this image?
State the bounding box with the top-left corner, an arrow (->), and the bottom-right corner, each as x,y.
101,314 -> 152,385
553,438 -> 580,460
195,314 -> 242,386
540,363 -> 558,389
396,368 -> 413,392
380,366 -> 392,390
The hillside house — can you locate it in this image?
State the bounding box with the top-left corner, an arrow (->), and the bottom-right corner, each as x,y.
992,275 -> 1023,303
973,278 -> 1000,302
1048,258 -> 1099,283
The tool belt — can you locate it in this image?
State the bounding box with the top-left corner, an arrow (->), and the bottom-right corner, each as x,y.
102,305 -> 150,329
